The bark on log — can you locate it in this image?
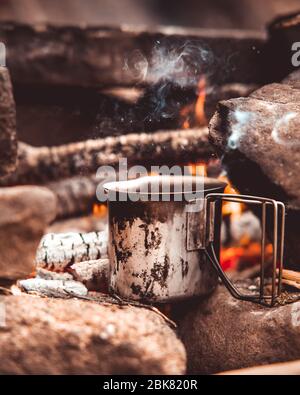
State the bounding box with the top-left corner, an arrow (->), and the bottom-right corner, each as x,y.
36,231 -> 108,272
0,22 -> 266,88
0,128 -> 213,186
18,278 -> 88,298
209,76 -> 300,269
0,294 -> 186,374
0,66 -> 17,177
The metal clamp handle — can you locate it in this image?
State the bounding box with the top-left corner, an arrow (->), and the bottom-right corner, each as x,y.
205,193 -> 285,307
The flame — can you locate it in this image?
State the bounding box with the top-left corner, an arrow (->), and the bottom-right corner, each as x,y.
93,203 -> 107,218
195,77 -> 207,126
187,162 -> 207,177
219,175 -> 244,216
180,76 -> 207,128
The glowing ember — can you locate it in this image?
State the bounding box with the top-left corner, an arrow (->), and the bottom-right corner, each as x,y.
93,204 -> 107,218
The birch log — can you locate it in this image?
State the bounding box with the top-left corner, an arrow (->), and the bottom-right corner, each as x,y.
36,231 -> 108,272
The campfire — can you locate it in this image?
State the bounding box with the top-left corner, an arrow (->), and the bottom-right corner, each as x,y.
1,2 -> 300,377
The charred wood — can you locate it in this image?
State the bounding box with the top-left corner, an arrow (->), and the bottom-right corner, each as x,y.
18,278 -> 88,298
36,231 -> 108,272
69,259 -> 109,292
0,22 -> 266,89
0,128 -> 213,186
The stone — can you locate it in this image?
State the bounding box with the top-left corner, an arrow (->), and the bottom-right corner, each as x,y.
0,186 -> 57,279
0,294 -> 186,374
0,66 -> 17,177
209,75 -> 300,269
177,284 -> 300,374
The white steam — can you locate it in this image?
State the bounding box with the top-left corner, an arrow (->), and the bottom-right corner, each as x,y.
228,107 -> 300,150
125,40 -> 213,87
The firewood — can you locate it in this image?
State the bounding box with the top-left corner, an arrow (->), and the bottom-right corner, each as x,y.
46,175 -> 99,219
0,22 -> 266,89
69,259 -> 109,292
0,67 -> 17,177
18,278 -> 88,298
36,231 -> 108,272
278,269 -> 300,284
282,279 -> 300,291
0,128 -> 213,186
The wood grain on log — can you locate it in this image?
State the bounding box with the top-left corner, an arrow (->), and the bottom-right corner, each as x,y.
0,22 -> 266,89
0,67 -> 17,177
36,231 -> 108,272
70,259 -> 109,292
0,128 -> 213,186
209,75 -> 300,269
18,278 -> 88,298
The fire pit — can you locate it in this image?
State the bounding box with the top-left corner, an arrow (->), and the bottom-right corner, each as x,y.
1,5 -> 300,377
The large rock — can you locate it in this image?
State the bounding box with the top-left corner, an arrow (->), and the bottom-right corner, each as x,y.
0,186 -> 57,279
209,76 -> 300,269
177,285 -> 300,374
0,295 -> 186,374
0,66 -> 17,177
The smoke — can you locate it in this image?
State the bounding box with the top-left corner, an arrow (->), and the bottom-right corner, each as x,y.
228,109 -> 256,150
124,40 -> 213,126
126,40 -> 213,87
271,112 -> 299,147
228,106 -> 300,150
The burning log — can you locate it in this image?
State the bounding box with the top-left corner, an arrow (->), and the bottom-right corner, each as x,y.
0,128 -> 213,186
0,186 -> 57,280
0,22 -> 266,89
0,67 -> 17,177
69,259 -> 109,292
36,231 -> 108,272
0,294 -> 186,374
209,75 -> 300,269
177,283 -> 300,374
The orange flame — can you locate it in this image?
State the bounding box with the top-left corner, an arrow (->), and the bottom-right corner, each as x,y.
180,76 -> 207,129
195,77 -> 207,126
93,203 -> 107,218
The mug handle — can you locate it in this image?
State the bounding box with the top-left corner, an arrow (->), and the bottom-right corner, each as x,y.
205,193 -> 285,307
